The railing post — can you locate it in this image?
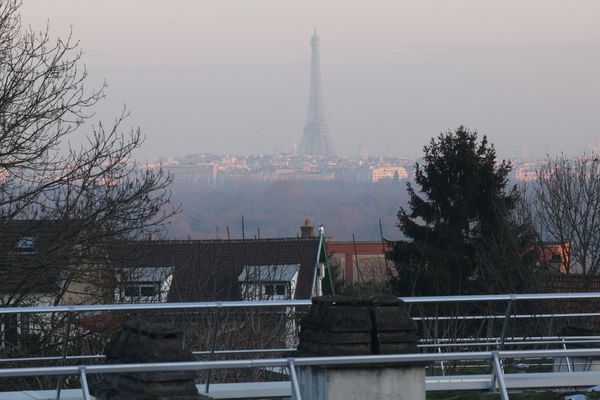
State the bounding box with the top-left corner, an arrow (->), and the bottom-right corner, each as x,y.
486,307 -> 494,351
79,366 -> 91,400
562,337 -> 573,372
492,351 -> 510,400
490,354 -> 497,392
437,342 -> 446,376
288,358 -> 302,400
497,295 -> 515,351
55,310 -> 74,400
203,305 -> 221,394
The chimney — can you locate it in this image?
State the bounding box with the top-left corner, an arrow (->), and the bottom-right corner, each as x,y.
301,219 -> 314,239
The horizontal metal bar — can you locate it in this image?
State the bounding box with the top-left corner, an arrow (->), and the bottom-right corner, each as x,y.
419,336 -> 600,348
2,291 -> 600,315
288,348 -> 600,366
421,336 -> 600,343
0,355 -> 105,364
2,334 -> 597,365
1,348 -> 600,379
403,292 -> 600,303
415,311 -> 600,321
1,335 -> 598,365
419,339 -> 600,348
193,348 -> 294,356
0,349 -> 292,365
198,338 -> 600,353
0,300 -> 312,315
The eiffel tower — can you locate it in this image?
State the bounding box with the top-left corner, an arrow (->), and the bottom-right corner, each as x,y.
299,29 -> 336,157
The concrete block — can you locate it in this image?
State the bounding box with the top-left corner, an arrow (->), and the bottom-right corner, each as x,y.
295,365 -> 425,400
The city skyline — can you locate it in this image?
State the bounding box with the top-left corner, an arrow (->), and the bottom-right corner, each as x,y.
19,0 -> 600,160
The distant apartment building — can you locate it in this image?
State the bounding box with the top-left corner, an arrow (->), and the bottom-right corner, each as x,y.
513,162 -> 540,182
295,172 -> 335,181
371,165 -> 408,181
354,165 -> 408,183
515,167 -> 537,182
224,168 -> 335,183
163,164 -> 218,187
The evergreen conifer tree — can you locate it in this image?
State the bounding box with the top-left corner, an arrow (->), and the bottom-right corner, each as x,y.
388,126 -> 520,295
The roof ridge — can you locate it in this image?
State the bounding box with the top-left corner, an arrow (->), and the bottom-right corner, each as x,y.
130,237 -> 319,244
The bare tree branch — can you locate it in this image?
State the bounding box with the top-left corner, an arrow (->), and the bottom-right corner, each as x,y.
532,154 -> 600,278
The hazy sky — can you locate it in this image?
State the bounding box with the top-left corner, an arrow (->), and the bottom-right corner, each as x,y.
20,0 -> 600,159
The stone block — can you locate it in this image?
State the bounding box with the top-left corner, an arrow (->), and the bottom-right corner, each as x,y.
91,320 -> 203,400
297,295 -> 419,356
300,328 -> 371,344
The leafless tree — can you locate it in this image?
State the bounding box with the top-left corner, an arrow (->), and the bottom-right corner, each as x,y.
0,0 -> 176,371
476,188 -> 541,294
532,154 -> 600,277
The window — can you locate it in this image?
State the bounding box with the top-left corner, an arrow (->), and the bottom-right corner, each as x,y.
264,285 -> 274,296
122,283 -> 159,301
16,236 -> 36,252
124,285 -> 138,298
276,284 -> 286,296
140,285 -> 157,297
262,284 -> 286,298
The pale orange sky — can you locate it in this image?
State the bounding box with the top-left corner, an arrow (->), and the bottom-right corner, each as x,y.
20,1 -> 600,158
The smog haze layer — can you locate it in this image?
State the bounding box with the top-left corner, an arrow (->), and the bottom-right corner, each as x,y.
20,0 -> 600,159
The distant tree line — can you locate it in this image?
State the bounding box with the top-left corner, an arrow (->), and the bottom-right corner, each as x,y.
167,180 -> 408,241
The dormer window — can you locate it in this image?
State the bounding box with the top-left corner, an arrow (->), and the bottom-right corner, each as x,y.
115,266 -> 173,303
238,264 -> 299,301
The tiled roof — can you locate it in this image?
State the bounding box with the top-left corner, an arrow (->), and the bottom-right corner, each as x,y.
107,238 -> 321,301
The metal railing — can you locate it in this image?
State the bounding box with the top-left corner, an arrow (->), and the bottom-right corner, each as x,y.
2,348 -> 600,400
1,291 -> 600,398
1,290 -> 600,315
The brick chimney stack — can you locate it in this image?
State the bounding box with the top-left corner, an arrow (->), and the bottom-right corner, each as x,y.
301,219 -> 314,239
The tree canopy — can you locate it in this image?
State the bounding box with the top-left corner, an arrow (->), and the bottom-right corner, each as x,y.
388,126 -> 535,296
